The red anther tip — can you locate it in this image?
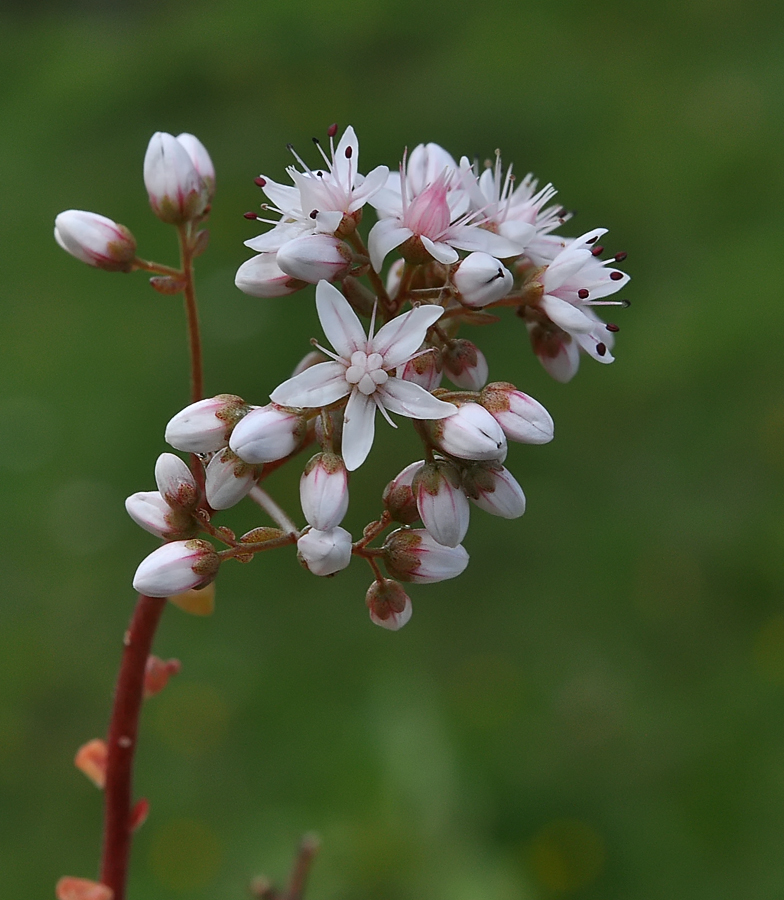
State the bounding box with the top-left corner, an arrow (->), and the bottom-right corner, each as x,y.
586,234 -> 598,244
327,123 -> 338,137
606,323 -> 620,333
596,342 -> 607,357
591,245 -> 604,256
577,288 -> 590,299
254,176 -> 266,187
345,146 -> 353,158
309,209 -> 318,219
614,251 -> 627,261
610,271 -> 624,281
243,212 -> 258,220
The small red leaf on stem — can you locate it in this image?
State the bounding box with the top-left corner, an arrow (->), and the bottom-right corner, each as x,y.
74,739 -> 108,789
143,656 -> 182,699
129,797 -> 150,831
56,876 -> 113,900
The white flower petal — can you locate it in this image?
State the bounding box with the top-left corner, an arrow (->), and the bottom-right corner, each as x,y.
349,165 -> 390,211
270,361 -> 349,408
368,219 -> 413,271
540,295 -> 595,334
333,125 -> 359,185
372,305 -> 444,370
342,390 -> 376,471
377,378 -> 457,419
315,280 -> 368,358
420,235 -> 459,264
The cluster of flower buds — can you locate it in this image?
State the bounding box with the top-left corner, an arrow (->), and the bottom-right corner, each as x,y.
56,125 -> 629,630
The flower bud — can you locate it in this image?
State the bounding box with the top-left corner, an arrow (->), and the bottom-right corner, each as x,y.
383,528 -> 469,584
297,526 -> 352,576
365,578 -> 412,631
54,210 -> 137,272
165,394 -> 250,454
442,340 -> 489,391
276,234 -> 353,284
205,447 -> 258,510
235,252 -> 307,298
396,347 -> 443,391
229,404 -> 306,464
175,132 -> 215,200
132,539 -> 219,598
429,402 -> 507,462
74,738 -> 108,789
463,464 -> 526,518
56,877 -> 113,900
143,131 -> 208,224
413,461 -> 470,547
382,460 -> 425,525
154,453 -> 199,510
124,491 -> 197,540
480,382 -> 554,444
453,252 -> 513,307
300,452 -> 349,530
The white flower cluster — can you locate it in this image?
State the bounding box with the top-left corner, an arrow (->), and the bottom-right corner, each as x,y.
55,126 -> 629,631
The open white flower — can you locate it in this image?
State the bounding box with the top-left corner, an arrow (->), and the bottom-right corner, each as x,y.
270,281 -> 457,471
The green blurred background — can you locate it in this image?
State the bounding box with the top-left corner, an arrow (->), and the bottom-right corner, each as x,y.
2,0 -> 784,897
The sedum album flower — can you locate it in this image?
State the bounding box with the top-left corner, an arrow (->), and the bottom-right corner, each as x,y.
143,131 -> 209,224
54,210 -> 137,272
365,578 -> 412,631
132,539 -> 220,597
479,382 -> 554,444
453,251 -> 514,308
205,448 -> 258,510
235,251 -> 308,298
165,394 -> 252,454
270,281 -> 457,471
297,526 -> 353,576
300,451 -> 349,531
429,401 -> 507,462
383,528 -> 469,584
412,461 -> 470,548
462,463 -> 526,519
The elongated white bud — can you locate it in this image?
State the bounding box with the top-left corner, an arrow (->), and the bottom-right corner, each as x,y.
235,253 -> 307,298
297,526 -> 352,576
442,340 -> 489,390
430,402 -> 507,462
276,234 -> 353,284
463,464 -> 526,518
413,461 -> 470,547
165,394 -> 250,454
480,382 -> 554,444
154,453 -> 199,510
365,579 -> 412,631
205,448 -> 258,510
300,452 -> 349,530
125,491 -> 197,540
143,131 -> 208,224
383,528 -> 469,584
132,539 -> 220,597
54,210 -> 137,272
175,132 -> 215,200
382,460 -> 425,524
453,252 -> 513,307
229,404 -> 306,464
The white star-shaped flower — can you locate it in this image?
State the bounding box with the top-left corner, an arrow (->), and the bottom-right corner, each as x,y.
270,281 -> 458,470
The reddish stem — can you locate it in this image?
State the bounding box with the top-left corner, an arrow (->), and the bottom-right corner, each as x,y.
99,594 -> 166,900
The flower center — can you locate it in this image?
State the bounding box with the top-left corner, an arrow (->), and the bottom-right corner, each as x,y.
344,350 -> 388,396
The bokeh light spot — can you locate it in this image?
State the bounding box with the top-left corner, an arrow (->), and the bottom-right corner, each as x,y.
149,817 -> 222,892
152,681 -> 229,756
528,818 -> 605,893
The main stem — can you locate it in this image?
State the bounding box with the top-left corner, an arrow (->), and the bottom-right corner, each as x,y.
99,595 -> 166,899
100,225 -> 205,898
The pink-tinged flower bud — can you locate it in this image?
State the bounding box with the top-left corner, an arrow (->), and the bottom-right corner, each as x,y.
526,320 -> 580,383
125,491 -> 197,540
463,464 -> 526,518
235,252 -> 307,298
276,234 -> 353,284
229,404 -> 306,465
396,347 -> 443,391
365,578 -> 412,631
204,447 -> 258,509
442,340 -> 489,391
132,539 -> 219,598
144,655 -> 181,699
382,460 -> 425,524
300,452 -> 349,530
453,252 -> 513,307
383,528 -> 469,584
154,453 -> 199,510
429,402 -> 507,462
413,461 -> 470,547
74,738 -> 108,789
143,131 -> 208,224
480,382 -> 554,444
54,210 -> 137,272
165,394 -> 250,454
175,132 -> 215,200
56,877 -> 113,900
297,526 -> 352,576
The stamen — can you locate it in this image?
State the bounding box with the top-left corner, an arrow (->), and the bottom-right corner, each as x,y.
591,245 -> 604,257
586,234 -> 598,244
606,323 -> 620,333
584,298 -> 630,307
254,177 -> 266,187
243,212 -> 259,220
327,123 -> 338,138
309,209 -> 318,219
310,338 -> 343,363
610,271 -> 624,281
614,251 -> 627,262
596,342 -> 607,357
578,288 -> 590,299
374,395 -> 398,428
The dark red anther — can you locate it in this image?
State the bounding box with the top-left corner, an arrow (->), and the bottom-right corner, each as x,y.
254,176 -> 266,187
327,123 -> 338,138
312,136 -> 320,145
345,146 -> 353,159
614,251 -> 627,262
586,234 -> 598,244
591,245 -> 604,256
309,209 -> 318,219
578,288 -> 590,299
596,342 -> 607,357
606,323 -> 620,333
243,212 -> 259,220
610,271 -> 624,281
